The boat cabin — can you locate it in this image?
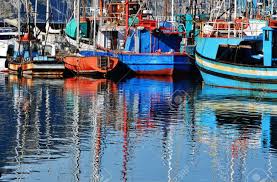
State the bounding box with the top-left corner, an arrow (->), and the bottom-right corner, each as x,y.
0,27 -> 17,40
263,26 -> 277,66
10,40 -> 56,62
214,26 -> 277,67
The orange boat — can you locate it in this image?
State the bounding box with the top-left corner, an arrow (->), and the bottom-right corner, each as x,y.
63,55 -> 119,76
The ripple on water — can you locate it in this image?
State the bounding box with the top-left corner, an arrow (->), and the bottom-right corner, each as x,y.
0,75 -> 276,181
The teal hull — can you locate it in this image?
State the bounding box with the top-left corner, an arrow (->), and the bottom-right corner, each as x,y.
195,52 -> 277,91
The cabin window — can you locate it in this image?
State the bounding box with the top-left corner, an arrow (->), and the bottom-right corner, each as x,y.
0,35 -> 15,40
265,30 -> 269,41
44,45 -> 52,55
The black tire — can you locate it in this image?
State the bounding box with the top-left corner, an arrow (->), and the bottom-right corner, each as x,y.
4,60 -> 8,68
18,67 -> 23,76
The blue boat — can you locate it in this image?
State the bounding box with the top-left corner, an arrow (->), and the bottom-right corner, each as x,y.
195,20 -> 277,91
117,52 -> 192,76
117,18 -> 194,76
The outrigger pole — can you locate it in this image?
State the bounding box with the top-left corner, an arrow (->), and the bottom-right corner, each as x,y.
125,0 -> 129,34
76,0 -> 80,48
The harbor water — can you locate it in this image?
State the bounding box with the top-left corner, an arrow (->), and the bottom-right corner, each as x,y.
0,73 -> 277,182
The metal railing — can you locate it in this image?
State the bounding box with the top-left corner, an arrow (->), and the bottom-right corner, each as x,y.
200,20 -> 265,38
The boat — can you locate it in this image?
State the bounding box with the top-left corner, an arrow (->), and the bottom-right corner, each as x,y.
0,27 -> 18,72
64,0 -> 139,51
195,1 -> 277,91
7,34 -> 65,77
116,1 -> 195,76
63,54 -> 119,77
63,0 -> 129,77
6,0 -> 65,77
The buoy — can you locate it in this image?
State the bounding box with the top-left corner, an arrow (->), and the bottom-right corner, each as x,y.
20,33 -> 29,41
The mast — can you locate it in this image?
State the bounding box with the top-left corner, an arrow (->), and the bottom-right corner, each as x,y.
76,0 -> 80,47
17,0 -> 21,36
81,0 -> 86,17
46,0 -> 50,33
164,0 -> 168,17
34,0 -> 37,36
93,0 -> 96,49
171,0 -> 174,21
25,0 -> 30,36
125,0 -> 129,34
234,0 -> 237,19
271,0 -> 274,15
99,0 -> 103,17
193,0 -> 197,42
155,0 -> 157,16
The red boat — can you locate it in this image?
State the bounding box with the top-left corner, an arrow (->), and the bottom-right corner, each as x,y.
63,55 -> 119,76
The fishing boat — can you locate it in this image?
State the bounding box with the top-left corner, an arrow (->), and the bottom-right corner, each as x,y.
63,54 -> 119,76
64,0 -> 139,51
63,0 -> 122,77
116,1 -> 195,76
6,0 -> 65,77
7,35 -> 65,77
195,1 -> 277,91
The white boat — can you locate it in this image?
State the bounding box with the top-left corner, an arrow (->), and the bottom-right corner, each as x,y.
0,27 -> 18,71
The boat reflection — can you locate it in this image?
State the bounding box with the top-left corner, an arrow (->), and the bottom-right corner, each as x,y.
194,85 -> 277,181
64,77 -> 117,95
0,75 -> 276,181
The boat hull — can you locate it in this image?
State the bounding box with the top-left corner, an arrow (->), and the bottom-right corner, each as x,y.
8,61 -> 65,77
195,52 -> 277,91
0,58 -> 8,72
0,41 -> 9,72
63,56 -> 119,75
118,53 -> 193,76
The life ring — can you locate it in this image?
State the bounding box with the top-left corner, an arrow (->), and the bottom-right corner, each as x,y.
234,18 -> 249,30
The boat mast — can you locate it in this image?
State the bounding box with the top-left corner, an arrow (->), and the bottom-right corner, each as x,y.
93,0 -> 96,49
81,0 -> 86,17
271,0 -> 274,15
171,0 -> 174,21
234,0 -> 237,19
155,0 -> 157,16
99,0 -> 103,16
125,0 -> 129,35
164,0 -> 168,18
25,0 -> 30,36
18,0 -> 21,36
34,0 -> 37,36
76,0 -> 80,48
46,0 -> 50,33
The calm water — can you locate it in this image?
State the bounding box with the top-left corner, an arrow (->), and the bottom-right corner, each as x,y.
0,74 -> 276,182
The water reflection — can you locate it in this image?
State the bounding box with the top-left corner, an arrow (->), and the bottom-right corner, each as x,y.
0,75 -> 276,182
196,85 -> 277,182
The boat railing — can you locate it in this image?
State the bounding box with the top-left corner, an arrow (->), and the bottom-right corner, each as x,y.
200,20 -> 265,38
98,16 -> 126,26
155,16 -> 173,22
80,7 -> 103,17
